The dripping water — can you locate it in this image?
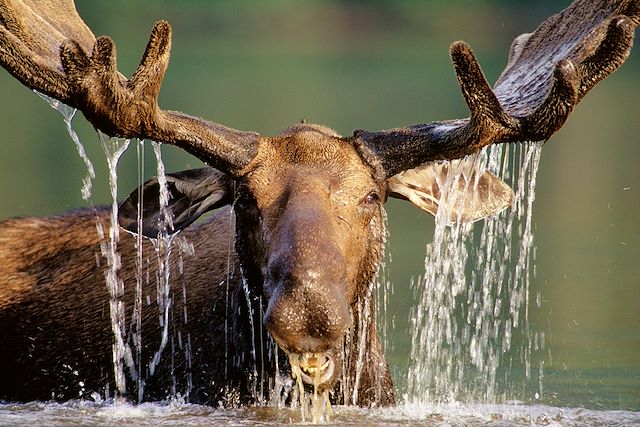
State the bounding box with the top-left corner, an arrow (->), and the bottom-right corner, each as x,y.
133,139 -> 145,403
146,142 -> 174,383
274,291 -> 383,422
340,315 -> 354,405
223,207 -> 236,385
288,354 -> 333,424
376,218 -> 394,359
38,92 -> 134,398
41,94 -> 192,401
351,284 -> 375,406
36,92 -> 95,200
98,131 -> 133,399
240,276 -> 259,401
375,208 -> 394,401
176,235 -> 196,399
407,142 -> 544,405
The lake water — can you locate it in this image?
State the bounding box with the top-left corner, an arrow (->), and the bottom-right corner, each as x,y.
1,400 -> 639,426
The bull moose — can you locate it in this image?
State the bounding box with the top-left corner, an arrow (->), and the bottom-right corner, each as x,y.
0,0 -> 638,408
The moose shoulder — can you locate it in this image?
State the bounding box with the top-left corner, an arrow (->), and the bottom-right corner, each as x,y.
0,0 -> 638,406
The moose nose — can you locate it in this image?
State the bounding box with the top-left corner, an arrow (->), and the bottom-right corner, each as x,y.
264,191 -> 351,353
264,276 -> 350,354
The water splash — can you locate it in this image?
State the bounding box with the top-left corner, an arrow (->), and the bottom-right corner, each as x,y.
2,400 -> 638,426
408,142 -> 544,404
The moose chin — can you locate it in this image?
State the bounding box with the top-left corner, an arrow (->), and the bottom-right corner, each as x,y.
0,0 -> 638,407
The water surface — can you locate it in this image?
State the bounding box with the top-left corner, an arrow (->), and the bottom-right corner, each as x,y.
1,400 -> 639,426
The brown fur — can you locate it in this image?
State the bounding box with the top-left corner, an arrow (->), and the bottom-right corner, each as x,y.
0,208 -> 237,403
0,126 -> 395,406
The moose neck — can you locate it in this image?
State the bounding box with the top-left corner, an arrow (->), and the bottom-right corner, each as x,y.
341,290 -> 395,405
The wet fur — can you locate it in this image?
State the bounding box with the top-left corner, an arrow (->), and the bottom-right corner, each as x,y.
0,205 -> 392,405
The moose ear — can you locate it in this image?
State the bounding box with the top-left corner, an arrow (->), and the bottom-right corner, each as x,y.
119,167 -> 234,238
387,162 -> 514,223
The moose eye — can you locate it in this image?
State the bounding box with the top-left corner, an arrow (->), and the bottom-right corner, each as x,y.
362,191 -> 380,205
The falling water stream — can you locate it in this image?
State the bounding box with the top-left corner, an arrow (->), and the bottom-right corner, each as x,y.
408,143 -> 544,405
98,131 -> 133,400
36,92 -> 95,201
146,142 -> 176,386
37,94 -> 188,403
132,139 -> 145,403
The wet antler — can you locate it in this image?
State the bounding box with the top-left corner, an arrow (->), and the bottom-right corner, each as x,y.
354,0 -> 640,178
1,1 -> 638,178
0,0 -> 259,176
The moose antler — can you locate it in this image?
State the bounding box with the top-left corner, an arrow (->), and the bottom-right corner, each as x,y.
354,0 -> 640,178
0,0 -> 259,176
0,0 -> 638,179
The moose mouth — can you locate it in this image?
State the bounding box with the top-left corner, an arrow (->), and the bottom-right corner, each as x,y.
289,353 -> 335,386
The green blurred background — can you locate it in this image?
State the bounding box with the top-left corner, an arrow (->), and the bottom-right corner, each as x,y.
0,0 -> 637,410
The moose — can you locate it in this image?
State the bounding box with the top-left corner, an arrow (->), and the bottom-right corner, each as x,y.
0,0 -> 638,407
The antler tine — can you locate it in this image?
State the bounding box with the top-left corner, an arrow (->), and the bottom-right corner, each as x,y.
0,2 -> 260,177
74,21 -> 261,175
354,0 -> 640,179
449,42 -> 513,130
352,45 -> 578,178
576,16 -> 637,98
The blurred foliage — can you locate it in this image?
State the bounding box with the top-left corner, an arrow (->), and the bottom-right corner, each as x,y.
0,1 -> 638,409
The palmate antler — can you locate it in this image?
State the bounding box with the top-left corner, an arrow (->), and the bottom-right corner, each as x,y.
354,0 -> 640,178
0,0 -> 638,178
0,0 -> 259,176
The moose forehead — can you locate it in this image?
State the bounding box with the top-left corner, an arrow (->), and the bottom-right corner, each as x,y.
245,125 -> 379,207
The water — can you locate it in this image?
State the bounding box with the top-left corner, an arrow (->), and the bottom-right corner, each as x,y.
146,142 -> 177,387
38,93 -> 137,398
41,94 -> 189,402
133,139 -> 146,402
408,143 -> 544,404
98,131 -> 133,398
288,354 -> 333,424
36,92 -> 95,201
350,283 -> 376,405
1,401 -> 638,426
